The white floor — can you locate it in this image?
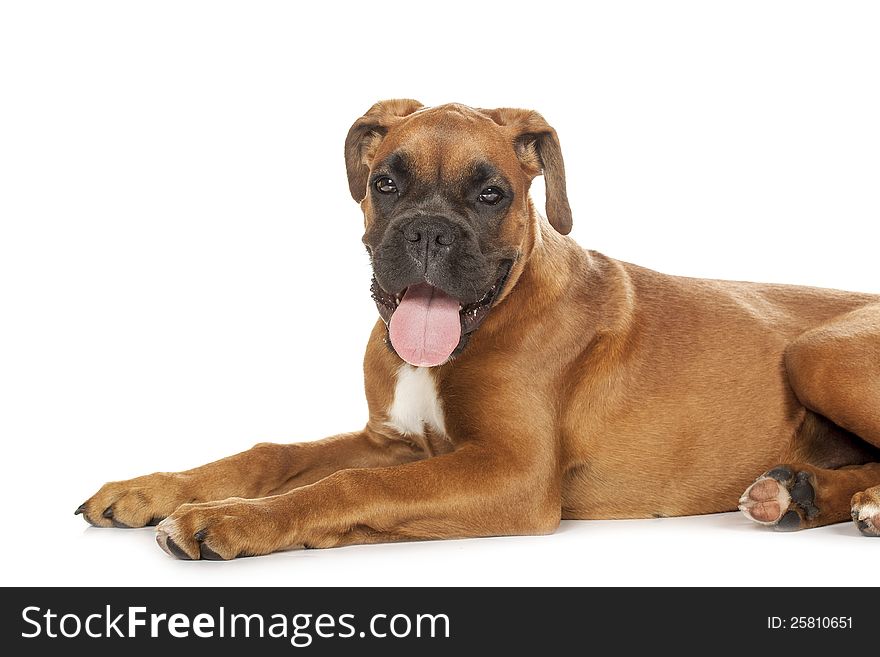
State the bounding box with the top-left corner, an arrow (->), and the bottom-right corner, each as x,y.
7,510 -> 875,587
4,0 -> 880,593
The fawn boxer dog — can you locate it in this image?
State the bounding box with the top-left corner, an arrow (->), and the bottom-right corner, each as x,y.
76,100 -> 880,559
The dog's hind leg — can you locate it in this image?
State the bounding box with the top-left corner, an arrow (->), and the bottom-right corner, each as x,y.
739,462 -> 880,530
740,303 -> 880,534
851,485 -> 880,536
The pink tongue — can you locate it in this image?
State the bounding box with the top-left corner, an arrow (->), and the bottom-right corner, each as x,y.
389,282 -> 462,367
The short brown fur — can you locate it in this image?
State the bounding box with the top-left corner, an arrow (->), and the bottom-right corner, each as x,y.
78,102 -> 880,557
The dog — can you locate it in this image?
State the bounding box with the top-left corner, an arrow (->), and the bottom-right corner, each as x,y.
76,100 -> 880,559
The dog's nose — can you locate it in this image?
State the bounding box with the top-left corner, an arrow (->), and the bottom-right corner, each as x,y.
403,217 -> 457,247
402,217 -> 459,274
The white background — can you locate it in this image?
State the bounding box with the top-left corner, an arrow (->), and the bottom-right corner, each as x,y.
1,1 -> 878,587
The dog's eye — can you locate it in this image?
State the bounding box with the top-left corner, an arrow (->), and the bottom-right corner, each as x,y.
479,187 -> 504,205
375,177 -> 398,194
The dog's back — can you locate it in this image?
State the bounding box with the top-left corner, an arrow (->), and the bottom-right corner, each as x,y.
557,248 -> 880,519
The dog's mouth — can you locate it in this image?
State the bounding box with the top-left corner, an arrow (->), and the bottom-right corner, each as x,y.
371,260 -> 513,367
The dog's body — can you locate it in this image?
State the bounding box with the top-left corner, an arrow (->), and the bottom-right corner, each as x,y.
78,101 -> 880,559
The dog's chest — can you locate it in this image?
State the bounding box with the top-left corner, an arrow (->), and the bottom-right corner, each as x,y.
386,364 -> 448,439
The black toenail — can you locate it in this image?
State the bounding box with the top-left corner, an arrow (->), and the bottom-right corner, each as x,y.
102,507 -> 114,519
776,510 -> 802,531
199,543 -> 225,560
855,520 -> 878,536
766,467 -> 793,483
75,504 -> 86,516
165,536 -> 193,560
856,518 -> 879,536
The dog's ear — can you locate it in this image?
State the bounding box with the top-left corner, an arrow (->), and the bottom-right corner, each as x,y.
344,99 -> 424,203
479,108 -> 572,235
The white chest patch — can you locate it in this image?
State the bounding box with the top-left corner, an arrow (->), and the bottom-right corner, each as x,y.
386,364 -> 447,437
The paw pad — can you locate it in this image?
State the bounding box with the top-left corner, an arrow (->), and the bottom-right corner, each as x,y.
739,466 -> 818,531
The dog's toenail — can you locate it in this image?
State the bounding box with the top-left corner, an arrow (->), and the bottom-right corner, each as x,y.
199,543 -> 224,560
74,504 -> 86,516
102,507 -> 114,519
165,536 -> 193,560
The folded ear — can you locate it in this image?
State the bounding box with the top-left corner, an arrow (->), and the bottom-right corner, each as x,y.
344,99 -> 424,202
479,108 -> 572,235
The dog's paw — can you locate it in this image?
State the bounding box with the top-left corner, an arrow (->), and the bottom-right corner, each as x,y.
738,465 -> 819,531
851,487 -> 880,537
76,473 -> 193,529
155,498 -> 276,561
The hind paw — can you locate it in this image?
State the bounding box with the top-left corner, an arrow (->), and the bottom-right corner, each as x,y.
739,466 -> 819,531
851,488 -> 880,537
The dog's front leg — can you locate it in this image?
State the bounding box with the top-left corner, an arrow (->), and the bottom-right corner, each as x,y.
155,443 -> 561,560
76,430 -> 426,528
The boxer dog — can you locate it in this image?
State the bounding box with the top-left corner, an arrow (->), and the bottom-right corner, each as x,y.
76,100 -> 880,559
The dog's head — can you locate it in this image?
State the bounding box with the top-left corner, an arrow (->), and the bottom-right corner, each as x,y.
345,100 -> 571,367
